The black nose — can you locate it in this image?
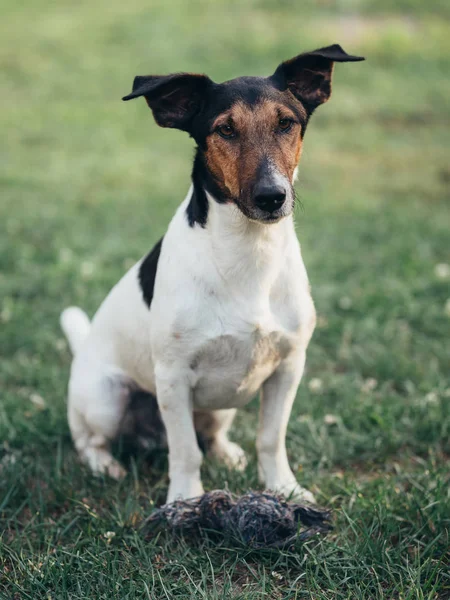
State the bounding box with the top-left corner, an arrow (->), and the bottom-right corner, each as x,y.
254,184 -> 286,213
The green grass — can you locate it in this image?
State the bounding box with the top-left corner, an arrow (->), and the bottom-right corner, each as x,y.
1,0 -> 449,597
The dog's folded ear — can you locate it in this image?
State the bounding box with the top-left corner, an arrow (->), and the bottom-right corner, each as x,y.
122,73 -> 212,132
272,44 -> 364,111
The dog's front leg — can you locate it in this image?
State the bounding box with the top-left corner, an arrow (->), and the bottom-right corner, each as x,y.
155,365 -> 204,503
257,352 -> 316,504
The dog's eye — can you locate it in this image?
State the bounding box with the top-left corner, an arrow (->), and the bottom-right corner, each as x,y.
217,124 -> 235,139
278,118 -> 293,133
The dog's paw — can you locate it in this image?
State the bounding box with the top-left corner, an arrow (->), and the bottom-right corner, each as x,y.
167,477 -> 204,503
106,460 -> 127,481
209,439 -> 248,471
83,447 -> 127,481
270,480 -> 316,504
288,485 -> 316,504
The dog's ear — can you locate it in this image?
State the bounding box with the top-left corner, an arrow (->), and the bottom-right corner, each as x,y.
122,73 -> 212,132
272,44 -> 364,111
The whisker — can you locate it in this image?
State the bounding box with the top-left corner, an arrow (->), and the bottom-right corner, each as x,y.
293,187 -> 305,213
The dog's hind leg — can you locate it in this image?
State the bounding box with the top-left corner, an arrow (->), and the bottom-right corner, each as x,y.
194,409 -> 247,471
68,365 -> 133,480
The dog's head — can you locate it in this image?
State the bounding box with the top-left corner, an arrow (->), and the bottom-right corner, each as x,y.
123,45 -> 364,224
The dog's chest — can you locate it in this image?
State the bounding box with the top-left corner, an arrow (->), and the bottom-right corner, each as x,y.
191,311 -> 299,410
148,201 -> 312,408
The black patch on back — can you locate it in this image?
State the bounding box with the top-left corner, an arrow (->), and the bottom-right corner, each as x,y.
139,237 -> 163,307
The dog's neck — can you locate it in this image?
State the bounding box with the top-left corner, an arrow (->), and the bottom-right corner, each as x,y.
185,150 -> 297,295
201,189 -> 295,297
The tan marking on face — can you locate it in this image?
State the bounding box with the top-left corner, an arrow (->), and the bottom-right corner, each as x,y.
293,135 -> 303,170
205,100 -> 304,201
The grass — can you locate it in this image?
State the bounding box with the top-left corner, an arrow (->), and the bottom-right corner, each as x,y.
1,0 -> 449,597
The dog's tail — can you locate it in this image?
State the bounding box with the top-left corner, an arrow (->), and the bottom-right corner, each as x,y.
60,307 -> 91,355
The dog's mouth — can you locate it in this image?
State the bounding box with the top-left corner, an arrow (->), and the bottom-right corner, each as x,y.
252,213 -> 285,225
260,211 -> 286,223
234,197 -> 293,224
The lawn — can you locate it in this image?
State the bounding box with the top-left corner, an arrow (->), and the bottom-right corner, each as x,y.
1,0 -> 449,597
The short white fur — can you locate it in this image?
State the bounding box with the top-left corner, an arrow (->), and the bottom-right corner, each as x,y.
61,181 -> 316,503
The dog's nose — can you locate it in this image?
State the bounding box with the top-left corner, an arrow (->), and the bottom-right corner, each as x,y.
254,184 -> 286,213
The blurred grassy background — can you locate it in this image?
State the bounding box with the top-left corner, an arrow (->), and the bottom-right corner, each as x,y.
1,0 -> 449,598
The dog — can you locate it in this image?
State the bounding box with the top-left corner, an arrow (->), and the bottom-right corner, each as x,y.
60,44 -> 364,504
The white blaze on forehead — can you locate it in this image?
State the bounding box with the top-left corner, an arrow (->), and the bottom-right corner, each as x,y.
267,160 -> 292,197
268,160 -> 288,180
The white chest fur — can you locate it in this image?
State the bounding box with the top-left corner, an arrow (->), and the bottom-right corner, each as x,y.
62,186 -> 316,504
192,322 -> 297,410
149,192 -> 314,410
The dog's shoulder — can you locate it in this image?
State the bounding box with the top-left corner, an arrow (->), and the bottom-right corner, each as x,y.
137,190 -> 198,312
